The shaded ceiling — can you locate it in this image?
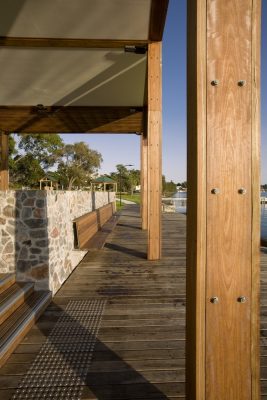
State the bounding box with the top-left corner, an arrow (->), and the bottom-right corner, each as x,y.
0,48 -> 146,106
0,0 -> 168,132
0,0 -> 152,40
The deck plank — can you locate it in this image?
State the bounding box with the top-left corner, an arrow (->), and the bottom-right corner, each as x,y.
0,204 -> 266,399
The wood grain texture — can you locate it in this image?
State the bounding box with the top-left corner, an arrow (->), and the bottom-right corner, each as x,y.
0,291 -> 51,368
147,42 -> 162,260
74,203 -> 114,250
141,133 -> 148,230
0,132 -> 9,190
206,0 -> 255,398
0,207 -> 266,399
0,107 -> 143,134
149,0 -> 169,41
0,275 -> 15,296
187,1 -> 261,399
74,211 -> 98,249
0,206 -> 187,398
0,37 -> 149,49
251,1 -> 261,398
186,0 -> 207,398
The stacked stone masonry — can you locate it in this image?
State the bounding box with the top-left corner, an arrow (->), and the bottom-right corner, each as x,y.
0,190 -> 115,294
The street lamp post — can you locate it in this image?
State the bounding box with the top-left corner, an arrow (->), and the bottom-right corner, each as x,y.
119,164 -> 133,207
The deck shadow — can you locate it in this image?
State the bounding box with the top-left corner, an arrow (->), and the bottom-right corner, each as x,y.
12,302 -> 170,399
116,223 -> 142,230
104,242 -> 147,259
117,214 -> 140,218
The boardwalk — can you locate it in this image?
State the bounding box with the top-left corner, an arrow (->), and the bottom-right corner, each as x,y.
0,204 -> 266,399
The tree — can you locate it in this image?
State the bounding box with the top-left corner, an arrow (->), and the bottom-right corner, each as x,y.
11,154 -> 45,188
57,142 -> 102,190
110,165 -> 140,194
162,175 -> 177,195
8,135 -> 45,187
8,135 -> 102,190
9,134 -> 62,188
8,135 -> 18,173
128,169 -> 140,195
18,133 -> 64,169
110,165 -> 130,193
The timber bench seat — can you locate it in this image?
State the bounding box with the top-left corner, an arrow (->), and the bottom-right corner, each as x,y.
73,202 -> 118,250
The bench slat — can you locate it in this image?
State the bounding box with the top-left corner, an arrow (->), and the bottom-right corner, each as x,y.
73,202 -> 116,249
81,215 -> 119,250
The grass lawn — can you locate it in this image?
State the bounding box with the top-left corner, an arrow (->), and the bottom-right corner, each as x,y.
118,193 -> 141,204
116,201 -> 125,211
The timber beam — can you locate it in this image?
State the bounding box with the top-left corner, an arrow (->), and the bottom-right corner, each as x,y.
141,132 -> 148,230
0,37 -> 150,49
186,0 -> 261,399
0,132 -> 9,190
147,42 -> 162,260
149,0 -> 169,41
0,106 -> 144,134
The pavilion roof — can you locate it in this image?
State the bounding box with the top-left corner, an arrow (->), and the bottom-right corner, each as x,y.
92,176 -> 116,184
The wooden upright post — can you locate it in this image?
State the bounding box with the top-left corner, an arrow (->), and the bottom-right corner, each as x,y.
141,133 -> 148,230
0,132 -> 9,190
147,42 -> 162,260
186,1 -> 261,399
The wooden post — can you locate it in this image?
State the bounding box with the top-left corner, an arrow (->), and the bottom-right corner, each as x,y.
147,42 -> 162,260
186,1 -> 261,399
141,133 -> 148,230
0,132 -> 9,190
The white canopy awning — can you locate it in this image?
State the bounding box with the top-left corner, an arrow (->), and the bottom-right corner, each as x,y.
0,0 -> 168,132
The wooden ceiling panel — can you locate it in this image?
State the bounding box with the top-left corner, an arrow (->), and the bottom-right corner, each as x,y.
0,106 -> 144,134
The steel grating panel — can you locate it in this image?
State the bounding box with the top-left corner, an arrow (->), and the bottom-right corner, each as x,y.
12,299 -> 106,399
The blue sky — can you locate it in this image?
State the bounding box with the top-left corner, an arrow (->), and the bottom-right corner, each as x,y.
61,0 -> 267,183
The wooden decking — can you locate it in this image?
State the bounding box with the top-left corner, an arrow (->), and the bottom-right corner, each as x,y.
0,204 -> 266,399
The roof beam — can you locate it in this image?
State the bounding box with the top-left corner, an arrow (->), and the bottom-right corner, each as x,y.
0,37 -> 149,48
149,0 -> 169,41
0,106 -> 144,134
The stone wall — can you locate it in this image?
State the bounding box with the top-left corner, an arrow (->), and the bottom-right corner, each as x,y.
0,190 -> 115,294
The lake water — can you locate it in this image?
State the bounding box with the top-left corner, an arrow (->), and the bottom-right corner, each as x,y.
173,191 -> 267,239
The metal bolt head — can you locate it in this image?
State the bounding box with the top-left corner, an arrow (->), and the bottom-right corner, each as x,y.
210,296 -> 219,304
238,80 -> 246,87
238,188 -> 247,195
211,80 -> 220,86
237,296 -> 247,303
211,188 -> 220,195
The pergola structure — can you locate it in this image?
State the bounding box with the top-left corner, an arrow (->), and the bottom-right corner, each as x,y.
91,176 -> 117,192
39,175 -> 59,191
0,1 -> 262,399
0,0 -> 167,261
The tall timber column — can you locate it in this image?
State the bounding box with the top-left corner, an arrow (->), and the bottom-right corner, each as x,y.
186,1 -> 261,399
141,132 -> 148,230
0,132 -> 9,190
147,42 -> 162,260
